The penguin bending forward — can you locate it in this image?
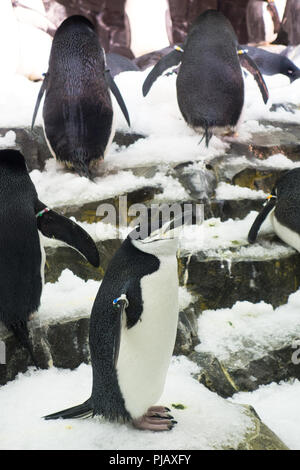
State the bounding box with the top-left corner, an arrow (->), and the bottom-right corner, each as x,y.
0,149 -> 100,366
248,168 -> 300,251
44,209 -> 188,431
142,10 -> 269,146
31,15 -> 130,179
243,45 -> 300,83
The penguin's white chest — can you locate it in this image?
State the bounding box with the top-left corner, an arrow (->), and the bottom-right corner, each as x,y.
271,212 -> 300,252
116,254 -> 179,419
263,0 -> 286,43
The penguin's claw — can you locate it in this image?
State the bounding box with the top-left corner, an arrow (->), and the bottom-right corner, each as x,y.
146,405 -> 171,413
133,412 -> 177,432
146,410 -> 174,419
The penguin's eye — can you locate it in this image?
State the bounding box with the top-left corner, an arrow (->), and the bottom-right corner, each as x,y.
288,70 -> 293,75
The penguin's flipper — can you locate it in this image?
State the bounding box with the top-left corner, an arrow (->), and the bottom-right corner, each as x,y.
35,200 -> 100,267
238,49 -> 269,104
142,48 -> 183,97
104,69 -> 131,127
248,196 -> 277,243
112,294 -> 129,367
31,73 -> 48,130
44,399 -> 93,420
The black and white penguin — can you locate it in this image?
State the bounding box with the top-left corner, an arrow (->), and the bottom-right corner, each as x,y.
0,149 -> 100,365
248,168 -> 300,250
246,0 -> 286,44
31,15 -> 130,179
142,10 -> 269,146
44,208 -> 191,431
243,45 -> 300,82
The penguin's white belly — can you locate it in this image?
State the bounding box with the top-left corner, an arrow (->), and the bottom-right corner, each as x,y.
263,0 -> 286,43
116,255 -> 179,419
271,212 -> 300,252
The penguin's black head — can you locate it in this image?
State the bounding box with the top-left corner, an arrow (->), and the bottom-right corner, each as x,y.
0,149 -> 27,173
287,68 -> 300,83
280,57 -> 300,83
56,15 -> 95,35
128,206 -> 195,254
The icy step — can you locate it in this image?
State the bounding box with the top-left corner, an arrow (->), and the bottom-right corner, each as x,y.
0,126 -> 145,171
178,238 -> 299,310
230,120 -> 300,162
43,227 -> 300,312
189,289 -> 300,397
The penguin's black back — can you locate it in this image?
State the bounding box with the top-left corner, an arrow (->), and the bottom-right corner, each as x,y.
89,237 -> 160,421
177,10 -> 244,129
44,15 -> 113,174
0,150 -> 42,327
274,168 -> 300,233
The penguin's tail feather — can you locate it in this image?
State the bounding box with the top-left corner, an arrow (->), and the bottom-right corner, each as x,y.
199,124 -> 213,147
44,399 -> 93,420
72,159 -> 93,181
9,322 -> 39,369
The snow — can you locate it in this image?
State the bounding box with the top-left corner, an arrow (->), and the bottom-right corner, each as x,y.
37,269 -> 99,324
216,182 -> 267,200
0,130 -> 16,148
0,356 -> 254,450
178,210 -> 294,259
178,286 -> 195,311
259,153 -> 300,169
30,159 -> 159,208
196,289 -> 300,367
232,379 -> 300,450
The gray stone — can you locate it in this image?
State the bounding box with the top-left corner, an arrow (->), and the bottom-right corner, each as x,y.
178,245 -> 300,310
231,405 -> 289,450
190,347 -> 300,398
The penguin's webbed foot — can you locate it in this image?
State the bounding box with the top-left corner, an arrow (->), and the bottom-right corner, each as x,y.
132,408 -> 177,432
221,130 -> 239,143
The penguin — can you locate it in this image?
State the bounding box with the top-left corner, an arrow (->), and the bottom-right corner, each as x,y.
0,149 -> 100,366
248,168 -> 300,251
106,52 -> 140,78
44,208 -> 191,431
142,10 -> 269,147
242,45 -> 300,82
31,15 -> 131,179
246,0 -> 286,45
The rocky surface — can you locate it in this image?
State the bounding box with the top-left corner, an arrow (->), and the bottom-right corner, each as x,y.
231,405 -> 289,451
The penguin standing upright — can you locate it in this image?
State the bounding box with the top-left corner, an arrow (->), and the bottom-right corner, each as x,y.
246,0 -> 286,44
142,10 -> 269,146
0,149 -> 100,366
44,208 -> 191,431
248,168 -> 300,251
31,15 -> 130,179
